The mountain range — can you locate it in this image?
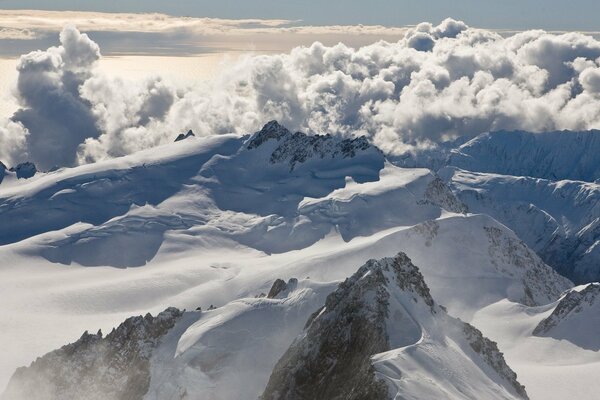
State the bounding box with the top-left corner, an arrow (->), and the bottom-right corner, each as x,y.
0,122 -> 598,400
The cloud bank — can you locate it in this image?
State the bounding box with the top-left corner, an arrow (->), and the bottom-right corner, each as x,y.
3,19 -> 600,168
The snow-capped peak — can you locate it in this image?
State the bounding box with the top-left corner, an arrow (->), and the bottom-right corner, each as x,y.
261,252 -> 529,400
246,120 -> 291,149
246,120 -> 379,170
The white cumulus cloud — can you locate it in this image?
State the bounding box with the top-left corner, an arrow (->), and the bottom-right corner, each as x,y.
2,19 -> 600,168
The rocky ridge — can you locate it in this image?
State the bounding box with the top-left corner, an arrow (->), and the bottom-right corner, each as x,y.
247,120 -> 379,170
533,283 -> 600,336
2,308 -> 183,400
261,253 -> 528,400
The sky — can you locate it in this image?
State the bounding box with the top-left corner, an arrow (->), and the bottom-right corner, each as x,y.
1,0 -> 600,31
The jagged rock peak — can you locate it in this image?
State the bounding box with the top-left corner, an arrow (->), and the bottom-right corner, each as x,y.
533,283 -> 600,337
360,252 -> 435,308
261,253 -> 529,400
261,255 -> 400,400
3,307 -> 183,400
247,120 -> 291,149
247,121 -> 380,170
174,129 -> 195,142
267,277 -> 298,299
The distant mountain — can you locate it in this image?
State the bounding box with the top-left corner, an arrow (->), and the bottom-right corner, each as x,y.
441,167 -> 600,283
394,130 -> 600,183
448,130 -> 600,183
0,121 -> 464,259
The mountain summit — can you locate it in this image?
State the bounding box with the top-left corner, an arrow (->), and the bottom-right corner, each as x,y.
247,120 -> 379,170
261,253 -> 529,400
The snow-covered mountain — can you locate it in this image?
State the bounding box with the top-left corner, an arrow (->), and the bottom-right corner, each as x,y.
395,130 -> 600,183
448,131 -> 600,183
441,167 -> 600,283
262,253 -> 528,400
0,122 -> 598,400
392,129 -> 600,284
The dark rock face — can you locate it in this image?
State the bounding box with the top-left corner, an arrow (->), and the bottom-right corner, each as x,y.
422,176 -> 468,214
9,161 -> 37,179
267,279 -> 287,299
261,256 -> 393,400
533,283 -> 600,337
2,307 -> 183,400
267,278 -> 299,299
463,323 -> 528,399
174,130 -> 195,142
247,121 -> 380,170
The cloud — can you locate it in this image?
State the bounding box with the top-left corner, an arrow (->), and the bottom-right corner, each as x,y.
3,19 -> 600,167
11,26 -> 101,169
0,118 -> 28,166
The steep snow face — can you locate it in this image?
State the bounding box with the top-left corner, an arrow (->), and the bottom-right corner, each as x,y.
262,253 -> 528,400
2,308 -> 183,400
448,130 -> 600,182
145,280 -> 335,400
441,167 -> 600,283
532,283 -> 600,350
295,214 -> 572,320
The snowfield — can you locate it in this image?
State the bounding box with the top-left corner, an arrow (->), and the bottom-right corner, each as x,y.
1,122 -> 599,399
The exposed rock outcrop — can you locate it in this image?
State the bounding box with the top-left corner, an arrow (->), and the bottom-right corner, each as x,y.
2,308 -> 183,400
9,161 -> 37,179
174,129 -> 195,142
247,121 -> 380,170
267,278 -> 298,299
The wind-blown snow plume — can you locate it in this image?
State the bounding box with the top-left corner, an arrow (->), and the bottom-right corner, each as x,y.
3,19 -> 600,167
